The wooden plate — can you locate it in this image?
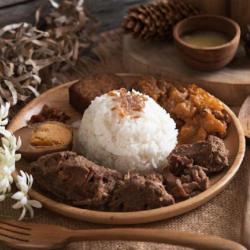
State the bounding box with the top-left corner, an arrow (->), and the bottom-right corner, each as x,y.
8,75 -> 246,225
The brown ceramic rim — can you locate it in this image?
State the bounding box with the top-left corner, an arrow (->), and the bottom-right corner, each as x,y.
173,15 -> 241,51
8,77 -> 246,225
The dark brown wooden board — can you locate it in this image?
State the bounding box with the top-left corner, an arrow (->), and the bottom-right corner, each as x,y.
0,0 -> 147,30
86,0 -> 148,30
0,0 -> 50,28
0,0 -> 31,8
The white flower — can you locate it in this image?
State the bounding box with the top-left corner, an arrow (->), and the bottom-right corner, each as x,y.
12,171 -> 42,220
0,194 -> 5,201
0,128 -> 21,156
77,0 -> 84,10
0,117 -> 21,195
0,102 -> 41,220
49,0 -> 60,9
0,169 -> 13,194
0,103 -> 10,127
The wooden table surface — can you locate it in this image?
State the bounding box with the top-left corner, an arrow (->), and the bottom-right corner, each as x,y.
0,0 -> 147,30
0,1 -> 249,249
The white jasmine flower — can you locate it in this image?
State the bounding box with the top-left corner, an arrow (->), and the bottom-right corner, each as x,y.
77,0 -> 84,10
0,102 -> 41,220
0,103 -> 10,127
12,171 -> 42,220
49,0 -> 60,9
0,194 -> 5,201
0,126 -> 21,194
0,130 -> 21,162
0,128 -> 21,155
0,170 -> 13,194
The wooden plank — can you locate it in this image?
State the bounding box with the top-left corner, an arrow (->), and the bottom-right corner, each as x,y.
0,0 -> 146,31
123,35 -> 250,106
0,0 -> 50,28
187,0 -> 229,16
230,0 -> 250,34
85,0 -> 147,30
0,0 -> 32,8
241,148 -> 250,249
85,0 -> 146,11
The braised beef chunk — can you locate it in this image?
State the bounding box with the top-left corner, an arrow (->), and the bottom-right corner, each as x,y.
167,154 -> 193,176
162,163 -> 209,200
108,173 -> 174,212
206,135 -> 229,173
160,135 -> 228,200
30,136 -> 229,211
31,151 -> 122,210
168,135 -> 229,175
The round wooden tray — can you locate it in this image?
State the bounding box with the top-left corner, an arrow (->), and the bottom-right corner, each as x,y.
8,75 -> 246,225
123,35 -> 250,106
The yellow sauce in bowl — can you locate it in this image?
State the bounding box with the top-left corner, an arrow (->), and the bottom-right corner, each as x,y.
182,30 -> 230,47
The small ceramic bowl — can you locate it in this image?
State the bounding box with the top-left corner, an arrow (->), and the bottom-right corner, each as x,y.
173,15 -> 241,71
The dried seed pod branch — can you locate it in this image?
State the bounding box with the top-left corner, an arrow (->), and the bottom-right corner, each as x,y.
0,0 -> 98,108
0,23 -> 56,106
36,0 -> 99,71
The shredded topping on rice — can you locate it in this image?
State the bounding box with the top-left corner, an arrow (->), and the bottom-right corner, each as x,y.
78,88 -> 178,173
109,88 -> 147,118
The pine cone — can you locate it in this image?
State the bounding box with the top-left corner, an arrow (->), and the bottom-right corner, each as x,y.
244,25 -> 250,57
122,0 -> 199,40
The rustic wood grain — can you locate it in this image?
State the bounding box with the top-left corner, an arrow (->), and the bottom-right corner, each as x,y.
230,0 -> 250,34
8,74 -> 245,225
187,0 -> 229,16
123,35 -> 250,106
0,0 -> 50,28
241,149 -> 250,250
85,0 -> 147,30
0,0 -> 32,8
0,0 -> 147,30
0,219 -> 246,250
173,15 -> 240,71
238,96 -> 250,139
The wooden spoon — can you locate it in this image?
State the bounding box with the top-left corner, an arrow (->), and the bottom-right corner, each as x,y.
239,96 -> 250,248
0,219 -> 246,250
238,96 -> 250,144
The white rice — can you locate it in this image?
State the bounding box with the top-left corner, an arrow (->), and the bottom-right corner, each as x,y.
77,89 -> 178,173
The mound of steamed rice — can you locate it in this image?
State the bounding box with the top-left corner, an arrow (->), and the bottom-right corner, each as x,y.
77,89 -> 178,173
